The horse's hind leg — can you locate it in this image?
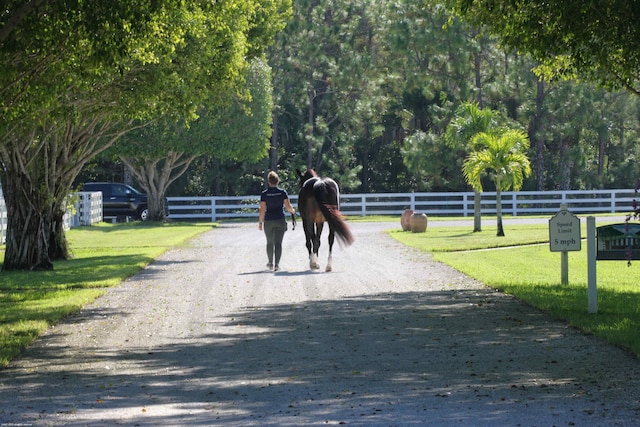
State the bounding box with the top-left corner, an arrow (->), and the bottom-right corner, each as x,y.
325,227 -> 335,272
303,219 -> 319,269
310,222 -> 323,269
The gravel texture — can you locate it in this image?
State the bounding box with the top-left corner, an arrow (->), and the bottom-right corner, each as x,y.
1,221 -> 640,426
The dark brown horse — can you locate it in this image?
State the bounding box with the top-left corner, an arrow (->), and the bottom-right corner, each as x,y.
296,168 -> 354,271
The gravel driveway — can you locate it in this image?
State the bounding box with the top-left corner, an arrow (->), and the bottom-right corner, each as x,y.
1,221 -> 640,426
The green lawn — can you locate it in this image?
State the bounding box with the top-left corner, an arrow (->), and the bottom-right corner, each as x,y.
388,219 -> 640,358
0,222 -> 213,368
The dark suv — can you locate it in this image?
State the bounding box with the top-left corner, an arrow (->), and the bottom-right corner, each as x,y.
82,182 -> 149,221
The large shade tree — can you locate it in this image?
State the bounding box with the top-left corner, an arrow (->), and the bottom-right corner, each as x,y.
1,1 -> 181,270
115,58 -> 275,220
0,0 -> 291,270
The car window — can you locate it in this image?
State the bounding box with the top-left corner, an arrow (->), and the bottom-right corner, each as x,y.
112,185 -> 128,196
84,184 -> 106,194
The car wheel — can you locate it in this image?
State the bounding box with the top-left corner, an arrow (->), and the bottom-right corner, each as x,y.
138,207 -> 149,221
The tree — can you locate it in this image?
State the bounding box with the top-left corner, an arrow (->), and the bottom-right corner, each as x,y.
445,0 -> 640,95
378,1 -> 477,193
116,58 -> 275,220
0,1 -> 172,269
0,0 -> 291,270
444,102 -> 502,231
268,0 -> 391,189
463,129 -> 532,236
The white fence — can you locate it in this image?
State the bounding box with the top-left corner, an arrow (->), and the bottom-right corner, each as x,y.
70,191 -> 104,226
0,191 -> 102,244
0,189 -> 636,244
166,189 -> 639,222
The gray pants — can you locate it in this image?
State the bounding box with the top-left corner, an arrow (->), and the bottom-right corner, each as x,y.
264,218 -> 287,265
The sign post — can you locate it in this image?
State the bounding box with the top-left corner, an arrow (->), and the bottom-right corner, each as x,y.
549,204 -> 581,285
587,217 -> 597,314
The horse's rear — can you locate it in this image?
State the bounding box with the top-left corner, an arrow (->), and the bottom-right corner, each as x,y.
296,168 -> 354,271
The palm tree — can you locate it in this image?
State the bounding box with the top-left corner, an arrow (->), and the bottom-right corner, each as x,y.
445,102 -> 501,232
463,130 -> 532,236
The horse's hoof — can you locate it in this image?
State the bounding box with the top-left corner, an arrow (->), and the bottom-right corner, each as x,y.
325,266 -> 332,272
310,262 -> 320,269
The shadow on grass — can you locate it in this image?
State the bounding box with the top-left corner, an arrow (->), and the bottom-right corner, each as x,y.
0,255 -> 153,292
0,254 -> 201,367
497,282 -> 640,355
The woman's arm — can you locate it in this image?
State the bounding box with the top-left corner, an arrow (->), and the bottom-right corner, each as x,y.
284,199 -> 295,215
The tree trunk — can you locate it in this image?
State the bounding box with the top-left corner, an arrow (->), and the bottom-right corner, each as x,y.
473,36 -> 483,232
559,136 -> 571,190
360,120 -> 371,192
1,172 -> 54,271
211,159 -> 221,195
474,51 -> 483,107
532,80 -> 546,191
307,89 -> 315,169
597,116 -> 607,188
496,179 -> 504,237
270,111 -> 279,172
361,147 -> 370,193
48,207 -> 70,261
0,115 -> 131,270
473,191 -> 482,232
121,151 -> 196,221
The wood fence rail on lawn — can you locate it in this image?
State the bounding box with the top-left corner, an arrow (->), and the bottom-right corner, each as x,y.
0,189 -> 635,244
164,189 -> 638,222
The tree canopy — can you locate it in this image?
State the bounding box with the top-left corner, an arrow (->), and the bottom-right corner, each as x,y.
445,0 -> 640,95
0,0 -> 291,270
115,57 -> 275,220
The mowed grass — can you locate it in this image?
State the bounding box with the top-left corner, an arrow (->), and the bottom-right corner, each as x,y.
388,219 -> 640,357
0,222 -> 213,368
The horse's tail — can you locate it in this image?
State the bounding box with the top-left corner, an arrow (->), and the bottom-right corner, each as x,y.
314,179 -> 354,246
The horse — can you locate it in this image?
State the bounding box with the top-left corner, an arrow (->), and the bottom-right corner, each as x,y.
296,168 -> 354,271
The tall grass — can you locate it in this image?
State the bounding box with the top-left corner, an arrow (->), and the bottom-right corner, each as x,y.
0,222 -> 213,367
389,221 -> 640,357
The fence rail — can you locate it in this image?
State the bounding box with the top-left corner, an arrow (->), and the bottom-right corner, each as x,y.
0,189 -> 635,244
166,189 -> 639,222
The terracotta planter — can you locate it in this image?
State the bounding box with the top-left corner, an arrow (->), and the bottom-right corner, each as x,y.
401,209 -> 414,231
410,213 -> 428,233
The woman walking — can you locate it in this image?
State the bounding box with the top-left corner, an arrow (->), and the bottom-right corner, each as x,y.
258,171 -> 295,271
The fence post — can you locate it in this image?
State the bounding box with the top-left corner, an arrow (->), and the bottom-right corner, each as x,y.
361,195 -> 366,216
211,197 -> 217,222
462,193 -> 468,217
512,193 -> 518,217
82,193 -> 91,225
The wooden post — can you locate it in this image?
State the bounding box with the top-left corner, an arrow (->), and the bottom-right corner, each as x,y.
587,216 -> 598,314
